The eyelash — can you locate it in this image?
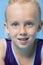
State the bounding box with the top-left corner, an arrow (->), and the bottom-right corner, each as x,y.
25,22 -> 34,26
11,22 -> 34,27
11,22 -> 19,26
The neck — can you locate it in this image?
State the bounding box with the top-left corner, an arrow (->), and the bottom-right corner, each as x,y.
12,40 -> 37,58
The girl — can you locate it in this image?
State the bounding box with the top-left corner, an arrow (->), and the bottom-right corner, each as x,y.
0,0 -> 43,65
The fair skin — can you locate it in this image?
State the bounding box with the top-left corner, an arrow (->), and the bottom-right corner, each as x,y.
0,39 -> 6,65
0,2 -> 43,65
41,58 -> 43,65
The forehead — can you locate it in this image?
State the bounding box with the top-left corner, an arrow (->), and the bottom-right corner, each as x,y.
6,3 -> 38,22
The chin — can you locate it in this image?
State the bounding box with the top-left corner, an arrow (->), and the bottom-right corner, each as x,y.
17,42 -> 32,49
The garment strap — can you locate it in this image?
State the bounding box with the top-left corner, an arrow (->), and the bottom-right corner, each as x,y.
4,39 -> 18,65
34,39 -> 43,65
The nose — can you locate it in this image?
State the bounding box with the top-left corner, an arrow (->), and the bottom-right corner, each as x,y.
20,33 -> 27,36
19,25 -> 27,36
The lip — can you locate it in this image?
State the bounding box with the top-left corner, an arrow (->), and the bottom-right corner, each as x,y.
17,38 -> 29,41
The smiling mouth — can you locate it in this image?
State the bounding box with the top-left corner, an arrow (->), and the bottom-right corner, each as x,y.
17,38 -> 29,41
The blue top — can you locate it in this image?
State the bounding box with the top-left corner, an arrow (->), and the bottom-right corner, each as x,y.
4,39 -> 43,65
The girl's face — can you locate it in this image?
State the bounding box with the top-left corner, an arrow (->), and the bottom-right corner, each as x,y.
5,3 -> 40,49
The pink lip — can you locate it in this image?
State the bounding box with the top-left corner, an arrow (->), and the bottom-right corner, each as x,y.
17,38 -> 29,41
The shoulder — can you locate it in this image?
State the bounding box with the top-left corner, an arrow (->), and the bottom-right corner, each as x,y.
41,45 -> 43,58
0,39 -> 6,59
0,39 -> 5,46
41,50 -> 43,65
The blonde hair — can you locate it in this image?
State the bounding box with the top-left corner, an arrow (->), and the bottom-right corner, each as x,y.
9,0 -> 37,4
5,0 -> 41,23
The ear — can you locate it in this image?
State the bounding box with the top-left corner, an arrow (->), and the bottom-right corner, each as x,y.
4,22 -> 9,34
37,21 -> 43,32
41,21 -> 43,26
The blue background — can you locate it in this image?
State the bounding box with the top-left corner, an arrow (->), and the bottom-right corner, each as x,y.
0,0 -> 43,39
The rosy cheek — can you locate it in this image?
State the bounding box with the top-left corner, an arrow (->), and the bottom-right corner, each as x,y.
27,28 -> 36,35
11,29 -> 20,37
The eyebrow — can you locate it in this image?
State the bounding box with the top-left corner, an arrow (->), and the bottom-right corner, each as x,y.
24,20 -> 34,24
10,20 -> 35,26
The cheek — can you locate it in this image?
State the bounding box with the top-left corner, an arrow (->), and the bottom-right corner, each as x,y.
9,27 -> 20,37
26,26 -> 37,35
